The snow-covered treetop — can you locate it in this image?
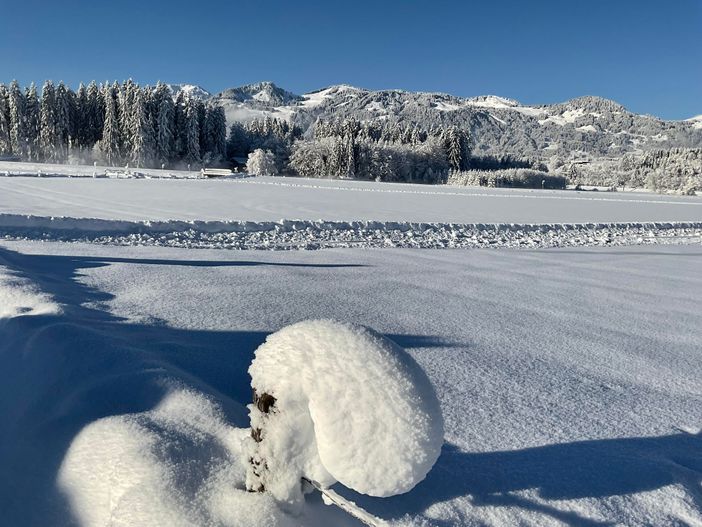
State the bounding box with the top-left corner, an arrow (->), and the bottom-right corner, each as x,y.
551,95 -> 628,114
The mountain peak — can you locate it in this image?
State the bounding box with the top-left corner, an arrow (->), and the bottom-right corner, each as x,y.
215,81 -> 302,105
166,84 -> 210,100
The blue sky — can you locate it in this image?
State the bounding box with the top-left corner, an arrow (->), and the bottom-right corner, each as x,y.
1,0 -> 700,119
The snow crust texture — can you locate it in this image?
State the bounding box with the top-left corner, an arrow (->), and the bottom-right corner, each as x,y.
246,320 -> 444,504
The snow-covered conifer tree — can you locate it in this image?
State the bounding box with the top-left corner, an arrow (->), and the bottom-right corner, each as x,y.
195,99 -> 207,156
74,83 -> 88,148
0,85 -> 12,155
173,91 -> 187,159
39,81 -> 58,160
443,126 -> 471,171
54,82 -> 71,161
183,99 -> 200,165
100,84 -> 120,165
8,80 -> 25,156
154,83 -> 175,166
129,88 -> 156,167
118,79 -> 137,154
24,84 -> 40,160
86,81 -> 103,145
204,105 -> 226,162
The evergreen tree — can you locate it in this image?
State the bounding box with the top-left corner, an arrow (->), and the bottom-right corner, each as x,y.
173,90 -> 187,159
54,82 -> 71,161
443,126 -> 471,171
204,105 -> 226,162
86,81 -> 103,145
24,84 -> 40,160
75,83 -> 88,148
195,99 -> 207,156
183,99 -> 201,165
118,79 -> 137,154
39,81 -> 58,161
0,85 -> 11,155
100,84 -> 120,165
330,136 -> 344,177
129,88 -> 156,167
8,80 -> 25,156
154,83 -> 175,166
226,122 -> 249,160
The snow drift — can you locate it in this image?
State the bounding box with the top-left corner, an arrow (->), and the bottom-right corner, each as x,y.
2,212 -> 701,250
245,320 -> 444,506
58,388 -> 297,527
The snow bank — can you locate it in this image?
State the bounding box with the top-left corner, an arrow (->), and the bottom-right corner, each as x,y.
0,160 -> 201,179
245,320 -> 444,505
1,212 -> 701,250
58,388 -> 297,527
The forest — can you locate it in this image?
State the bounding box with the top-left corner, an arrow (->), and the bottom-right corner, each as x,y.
0,80 -> 226,168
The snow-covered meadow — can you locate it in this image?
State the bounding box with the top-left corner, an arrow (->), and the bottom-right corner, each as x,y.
1,240 -> 701,526
1,169 -> 701,526
1,168 -> 702,251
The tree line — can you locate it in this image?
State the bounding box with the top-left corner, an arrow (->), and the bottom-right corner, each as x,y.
0,80 -> 226,168
231,117 -> 472,183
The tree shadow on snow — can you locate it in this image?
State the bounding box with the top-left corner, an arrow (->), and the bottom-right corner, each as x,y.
343,435 -> 702,526
0,245 -> 451,526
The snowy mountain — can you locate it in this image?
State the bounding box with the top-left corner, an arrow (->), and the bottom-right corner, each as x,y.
207,82 -> 701,159
210,81 -> 303,126
214,81 -> 301,105
166,83 -> 211,100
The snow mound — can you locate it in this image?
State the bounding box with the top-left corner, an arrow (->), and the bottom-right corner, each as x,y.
246,320 -> 444,504
58,388 -> 296,527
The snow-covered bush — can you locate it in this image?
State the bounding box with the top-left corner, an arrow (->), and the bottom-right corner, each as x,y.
246,149 -> 278,176
447,168 -> 566,189
244,320 -> 444,507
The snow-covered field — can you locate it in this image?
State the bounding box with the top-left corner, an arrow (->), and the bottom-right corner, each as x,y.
2,172 -> 701,224
1,168 -> 701,526
1,169 -> 702,250
1,240 -> 701,526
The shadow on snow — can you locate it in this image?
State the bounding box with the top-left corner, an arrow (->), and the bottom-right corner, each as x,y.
0,245 -> 449,525
2,245 -> 699,526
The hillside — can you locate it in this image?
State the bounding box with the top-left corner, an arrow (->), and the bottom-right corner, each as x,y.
207,82 -> 701,161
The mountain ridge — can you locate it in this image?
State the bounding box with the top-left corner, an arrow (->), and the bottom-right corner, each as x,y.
197,81 -> 700,159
